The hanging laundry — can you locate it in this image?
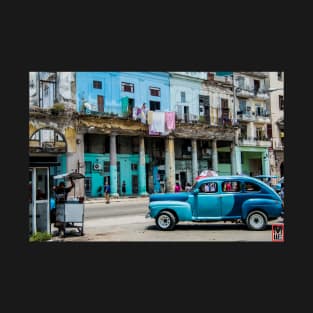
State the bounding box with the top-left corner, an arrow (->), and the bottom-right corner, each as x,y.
147,111 -> 154,125
148,125 -> 160,136
140,103 -> 148,124
165,112 -> 176,130
150,111 -> 165,133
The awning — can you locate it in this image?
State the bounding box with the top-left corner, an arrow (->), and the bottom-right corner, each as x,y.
53,172 -> 85,180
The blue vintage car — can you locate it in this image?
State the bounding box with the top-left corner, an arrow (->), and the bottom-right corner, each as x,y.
146,175 -> 283,231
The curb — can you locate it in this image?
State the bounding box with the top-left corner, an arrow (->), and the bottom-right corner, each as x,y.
85,196 -> 149,204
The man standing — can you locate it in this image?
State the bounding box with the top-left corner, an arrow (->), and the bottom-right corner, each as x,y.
104,182 -> 110,204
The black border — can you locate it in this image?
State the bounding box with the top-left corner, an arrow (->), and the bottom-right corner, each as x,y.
5,10 -> 303,306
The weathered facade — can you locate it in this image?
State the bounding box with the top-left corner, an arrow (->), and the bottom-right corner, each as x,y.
233,72 -> 272,176
266,72 -> 284,178
31,72 -> 286,235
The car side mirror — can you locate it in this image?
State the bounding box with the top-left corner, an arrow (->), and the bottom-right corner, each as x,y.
193,188 -> 199,195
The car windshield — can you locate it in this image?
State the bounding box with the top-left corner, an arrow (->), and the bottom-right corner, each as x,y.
190,181 -> 199,192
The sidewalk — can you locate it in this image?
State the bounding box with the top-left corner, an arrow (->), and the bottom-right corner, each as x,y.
84,195 -> 149,204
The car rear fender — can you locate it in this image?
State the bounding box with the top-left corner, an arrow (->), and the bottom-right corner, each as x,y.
241,198 -> 282,219
149,201 -> 192,221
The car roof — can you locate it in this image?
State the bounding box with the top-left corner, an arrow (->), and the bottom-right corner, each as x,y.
197,175 -> 258,182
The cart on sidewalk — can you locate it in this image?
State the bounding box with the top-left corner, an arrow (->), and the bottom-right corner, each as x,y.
53,172 -> 85,237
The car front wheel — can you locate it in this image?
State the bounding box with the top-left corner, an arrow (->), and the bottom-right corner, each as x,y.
156,211 -> 176,231
246,210 -> 267,230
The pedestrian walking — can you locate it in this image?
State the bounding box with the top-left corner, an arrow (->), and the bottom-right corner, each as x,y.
174,182 -> 181,192
122,180 -> 126,196
104,182 -> 110,204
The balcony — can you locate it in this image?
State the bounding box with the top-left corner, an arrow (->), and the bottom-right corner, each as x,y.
255,113 -> 270,123
238,136 -> 256,146
237,111 -> 255,122
240,72 -> 268,78
238,136 -> 271,147
255,138 -> 271,147
251,90 -> 270,101
236,88 -> 254,98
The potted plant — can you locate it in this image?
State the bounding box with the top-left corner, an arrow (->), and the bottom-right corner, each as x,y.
50,102 -> 65,115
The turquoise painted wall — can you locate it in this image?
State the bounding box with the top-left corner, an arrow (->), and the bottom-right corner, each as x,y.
84,153 -> 150,197
218,164 -> 231,176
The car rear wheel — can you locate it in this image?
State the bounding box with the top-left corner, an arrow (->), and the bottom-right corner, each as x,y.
246,210 -> 267,230
156,211 -> 176,231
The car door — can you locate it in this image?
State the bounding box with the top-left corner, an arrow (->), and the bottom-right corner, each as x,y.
196,181 -> 221,219
220,180 -> 242,218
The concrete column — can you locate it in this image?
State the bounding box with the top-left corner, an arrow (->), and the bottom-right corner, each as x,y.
235,146 -> 242,175
73,133 -> 85,197
110,132 -> 119,197
191,139 -> 198,181
212,139 -> 218,172
248,122 -> 255,140
262,150 -> 270,176
138,136 -> 148,196
230,142 -> 236,175
165,136 -> 175,193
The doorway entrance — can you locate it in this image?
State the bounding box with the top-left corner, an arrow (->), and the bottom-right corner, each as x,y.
29,167 -> 50,234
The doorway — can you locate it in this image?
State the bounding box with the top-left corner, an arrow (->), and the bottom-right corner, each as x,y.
29,167 -> 50,234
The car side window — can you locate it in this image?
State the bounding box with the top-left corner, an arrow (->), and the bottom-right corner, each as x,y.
244,182 -> 261,192
222,181 -> 241,192
199,182 -> 218,193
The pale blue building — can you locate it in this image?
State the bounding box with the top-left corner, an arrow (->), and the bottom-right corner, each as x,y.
76,72 -> 170,197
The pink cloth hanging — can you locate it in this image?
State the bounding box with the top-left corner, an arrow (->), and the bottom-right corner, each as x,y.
165,112 -> 175,130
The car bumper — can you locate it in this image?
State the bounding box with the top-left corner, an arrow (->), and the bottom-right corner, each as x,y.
145,212 -> 151,219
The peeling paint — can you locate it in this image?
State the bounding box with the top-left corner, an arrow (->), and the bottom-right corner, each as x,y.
65,127 -> 77,153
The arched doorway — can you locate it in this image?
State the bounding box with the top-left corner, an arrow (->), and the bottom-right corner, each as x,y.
29,127 -> 67,234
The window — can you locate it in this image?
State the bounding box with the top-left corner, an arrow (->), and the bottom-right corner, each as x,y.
150,87 -> 160,97
103,161 -> 110,172
39,72 -> 56,108
85,161 -> 92,174
237,76 -> 245,89
244,182 -> 261,192
97,95 -> 104,112
267,124 -> 272,139
131,163 -> 138,170
218,152 -> 230,163
93,80 -> 102,89
84,177 -> 92,196
254,80 -> 260,94
239,99 -> 246,112
55,133 -> 64,142
150,101 -> 160,111
199,182 -> 218,193
222,181 -> 241,192
279,95 -> 284,110
181,91 -> 186,103
122,82 -> 134,93
256,105 -> 264,116
277,72 -> 283,81
256,127 -> 263,140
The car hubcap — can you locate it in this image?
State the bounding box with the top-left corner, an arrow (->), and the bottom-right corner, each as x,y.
158,215 -> 170,228
250,213 -> 264,229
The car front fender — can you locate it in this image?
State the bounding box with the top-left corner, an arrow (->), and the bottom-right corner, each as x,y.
148,200 -> 192,221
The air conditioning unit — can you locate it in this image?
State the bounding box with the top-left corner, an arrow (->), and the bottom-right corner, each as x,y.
93,163 -> 102,171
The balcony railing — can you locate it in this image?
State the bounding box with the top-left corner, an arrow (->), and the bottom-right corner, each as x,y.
238,136 -> 271,147
240,72 -> 268,78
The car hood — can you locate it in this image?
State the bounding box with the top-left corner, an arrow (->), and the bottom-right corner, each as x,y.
150,192 -> 190,202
